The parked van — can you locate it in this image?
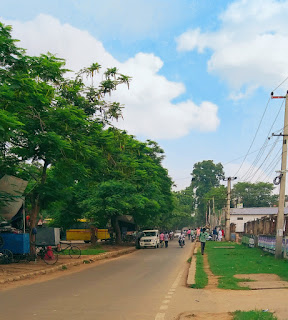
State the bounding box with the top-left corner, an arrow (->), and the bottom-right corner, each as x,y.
139,229 -> 160,249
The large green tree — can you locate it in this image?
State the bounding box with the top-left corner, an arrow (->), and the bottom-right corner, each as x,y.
171,187 -> 195,230
79,133 -> 174,243
232,182 -> 278,208
0,22 -> 130,235
190,160 -> 225,225
0,21 -> 174,245
203,185 -> 227,226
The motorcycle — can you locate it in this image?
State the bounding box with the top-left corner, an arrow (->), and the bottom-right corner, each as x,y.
191,234 -> 196,242
178,238 -> 185,248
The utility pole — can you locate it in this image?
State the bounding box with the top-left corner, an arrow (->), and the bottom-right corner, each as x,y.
212,197 -> 215,229
223,177 -> 237,241
208,200 -> 211,225
271,91 -> 288,258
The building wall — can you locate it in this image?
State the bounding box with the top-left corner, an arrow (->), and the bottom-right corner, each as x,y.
230,214 -> 267,232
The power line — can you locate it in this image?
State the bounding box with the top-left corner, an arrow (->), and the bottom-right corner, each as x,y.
272,75 -> 288,93
240,99 -> 284,180
223,141 -> 281,165
254,144 -> 282,182
244,136 -> 280,181
233,97 -> 271,177
262,150 -> 282,183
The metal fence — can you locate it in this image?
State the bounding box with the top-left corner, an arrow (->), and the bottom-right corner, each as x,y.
241,234 -> 288,258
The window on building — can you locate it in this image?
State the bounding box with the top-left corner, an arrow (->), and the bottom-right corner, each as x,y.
237,217 -> 243,220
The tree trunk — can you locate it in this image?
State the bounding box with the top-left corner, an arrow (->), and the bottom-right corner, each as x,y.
29,160 -> 49,255
111,216 -> 122,244
90,226 -> 97,245
29,196 -> 40,255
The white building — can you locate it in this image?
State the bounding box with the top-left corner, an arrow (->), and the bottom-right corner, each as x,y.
230,207 -> 288,233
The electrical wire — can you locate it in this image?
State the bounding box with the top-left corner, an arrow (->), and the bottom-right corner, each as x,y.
223,141 -> 281,166
253,144 -> 282,182
244,136 -> 280,181
241,99 -> 284,180
272,75 -> 288,93
262,150 -> 282,183
235,75 -> 288,179
233,97 -> 271,177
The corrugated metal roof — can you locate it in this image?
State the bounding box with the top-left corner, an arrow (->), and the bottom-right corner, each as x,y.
230,207 -> 288,215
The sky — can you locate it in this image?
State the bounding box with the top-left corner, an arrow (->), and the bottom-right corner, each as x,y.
1,0 -> 288,191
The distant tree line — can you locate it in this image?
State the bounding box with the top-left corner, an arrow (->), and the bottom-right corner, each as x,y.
173,160 -> 279,227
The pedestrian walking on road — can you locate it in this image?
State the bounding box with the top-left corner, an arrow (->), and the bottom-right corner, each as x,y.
196,227 -> 201,241
199,228 -> 209,255
164,232 -> 169,248
187,229 -> 191,240
213,227 -> 218,241
221,228 -> 225,240
160,232 -> 165,247
218,229 -> 223,241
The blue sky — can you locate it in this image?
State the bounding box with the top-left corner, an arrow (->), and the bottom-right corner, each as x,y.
1,0 -> 288,191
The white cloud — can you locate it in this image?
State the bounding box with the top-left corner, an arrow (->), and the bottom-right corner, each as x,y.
3,14 -> 220,140
176,0 -> 288,97
3,14 -> 117,71
113,53 -> 220,139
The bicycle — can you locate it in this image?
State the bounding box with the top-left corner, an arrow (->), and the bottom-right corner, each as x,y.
56,241 -> 81,259
13,253 -> 31,263
0,249 -> 13,264
35,245 -> 59,265
0,235 -> 13,264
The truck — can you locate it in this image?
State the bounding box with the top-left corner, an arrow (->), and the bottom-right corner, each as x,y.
66,228 -> 110,243
139,229 -> 160,249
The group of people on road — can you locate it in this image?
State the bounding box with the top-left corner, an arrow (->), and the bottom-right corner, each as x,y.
135,226 -> 225,252
159,231 -> 170,248
212,227 -> 224,241
159,231 -> 186,248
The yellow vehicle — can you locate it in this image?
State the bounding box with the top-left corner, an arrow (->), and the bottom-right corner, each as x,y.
66,229 -> 92,242
66,228 -> 110,242
96,229 -> 110,241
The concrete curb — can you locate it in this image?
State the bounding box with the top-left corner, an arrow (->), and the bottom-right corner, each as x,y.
186,241 -> 197,287
0,247 -> 136,284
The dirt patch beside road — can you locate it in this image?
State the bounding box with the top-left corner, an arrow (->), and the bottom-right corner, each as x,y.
0,244 -> 136,291
203,253 -> 219,289
235,273 -> 288,290
178,244 -> 288,320
178,312 -> 232,320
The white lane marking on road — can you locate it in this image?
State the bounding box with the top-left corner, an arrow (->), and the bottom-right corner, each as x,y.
155,267 -> 185,319
155,313 -> 165,320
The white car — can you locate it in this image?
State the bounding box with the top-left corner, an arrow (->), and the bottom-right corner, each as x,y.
174,230 -> 181,238
139,230 -> 160,248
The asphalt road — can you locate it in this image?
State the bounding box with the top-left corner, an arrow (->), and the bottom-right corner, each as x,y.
0,240 -> 192,320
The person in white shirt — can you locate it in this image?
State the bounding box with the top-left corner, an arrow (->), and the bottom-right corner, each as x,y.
218,229 -> 222,241
164,232 -> 169,248
178,233 -> 185,246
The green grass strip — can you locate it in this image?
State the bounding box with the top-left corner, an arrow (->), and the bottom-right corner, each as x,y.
191,249 -> 208,289
233,310 -> 277,320
206,241 -> 288,290
78,249 -> 106,255
59,249 -> 106,255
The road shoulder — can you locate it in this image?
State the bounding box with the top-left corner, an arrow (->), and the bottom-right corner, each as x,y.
0,246 -> 136,290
